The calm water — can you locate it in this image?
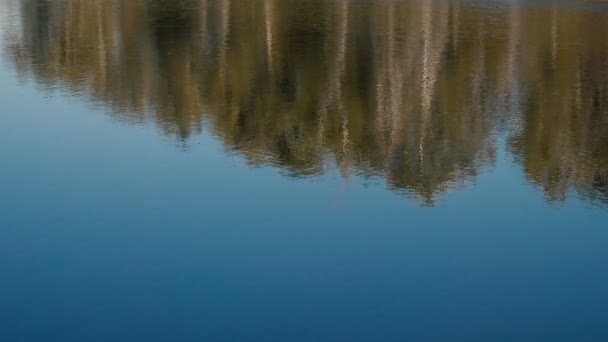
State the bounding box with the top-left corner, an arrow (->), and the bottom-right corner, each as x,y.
1,0 -> 608,340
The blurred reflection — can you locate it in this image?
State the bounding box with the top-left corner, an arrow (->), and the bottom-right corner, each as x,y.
4,0 -> 608,206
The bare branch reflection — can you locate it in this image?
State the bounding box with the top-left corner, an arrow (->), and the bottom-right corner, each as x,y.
5,0 -> 608,206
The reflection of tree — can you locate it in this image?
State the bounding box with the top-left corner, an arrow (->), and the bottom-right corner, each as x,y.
507,8 -> 608,205
5,0 -> 608,206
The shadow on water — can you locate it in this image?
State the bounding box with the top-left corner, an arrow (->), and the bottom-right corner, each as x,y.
3,0 -> 608,206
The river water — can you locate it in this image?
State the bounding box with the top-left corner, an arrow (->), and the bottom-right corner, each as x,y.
1,0 -> 608,340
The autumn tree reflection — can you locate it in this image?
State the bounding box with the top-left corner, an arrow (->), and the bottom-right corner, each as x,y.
506,5 -> 608,205
6,0 -> 608,206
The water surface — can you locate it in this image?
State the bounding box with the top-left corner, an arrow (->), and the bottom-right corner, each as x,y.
1,0 -> 608,341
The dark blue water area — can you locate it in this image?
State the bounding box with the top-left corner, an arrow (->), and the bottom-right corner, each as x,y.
2,52 -> 608,341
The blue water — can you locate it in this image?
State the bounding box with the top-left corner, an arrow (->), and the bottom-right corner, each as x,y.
1,1 -> 608,340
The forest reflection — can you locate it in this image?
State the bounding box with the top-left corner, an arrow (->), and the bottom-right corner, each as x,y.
4,0 -> 608,206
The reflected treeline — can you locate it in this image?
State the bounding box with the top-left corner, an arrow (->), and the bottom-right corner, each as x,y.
5,0 -> 608,205
505,6 -> 608,205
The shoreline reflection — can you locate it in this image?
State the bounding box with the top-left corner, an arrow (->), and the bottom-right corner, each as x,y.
4,0 -> 608,206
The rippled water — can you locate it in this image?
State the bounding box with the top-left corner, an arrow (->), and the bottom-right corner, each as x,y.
1,0 -> 608,340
